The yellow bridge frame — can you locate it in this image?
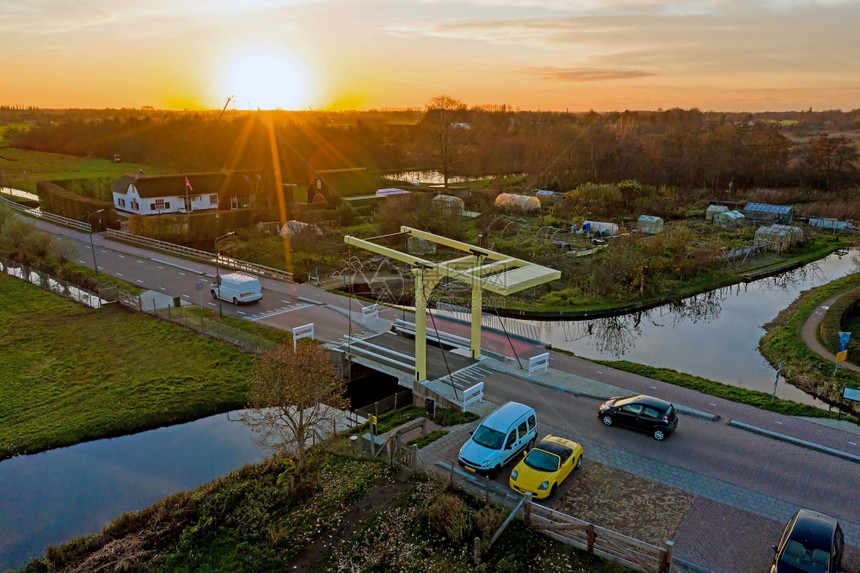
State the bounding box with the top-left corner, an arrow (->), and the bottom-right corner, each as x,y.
344,226 -> 561,381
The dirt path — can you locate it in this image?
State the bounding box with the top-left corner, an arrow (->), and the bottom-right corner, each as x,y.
800,293 -> 860,373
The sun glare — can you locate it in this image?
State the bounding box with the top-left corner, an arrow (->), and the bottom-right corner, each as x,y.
217,45 -> 314,110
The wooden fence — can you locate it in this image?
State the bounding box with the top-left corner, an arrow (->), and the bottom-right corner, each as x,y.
522,493 -> 673,573
439,462 -> 675,573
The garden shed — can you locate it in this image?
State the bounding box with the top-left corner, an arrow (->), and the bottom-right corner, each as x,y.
580,220 -> 619,237
433,194 -> 464,216
636,215 -> 664,234
714,210 -> 745,228
495,192 -> 541,212
706,204 -> 729,221
743,202 -> 794,224
754,224 -> 804,252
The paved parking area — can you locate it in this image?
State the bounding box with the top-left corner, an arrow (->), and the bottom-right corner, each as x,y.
416,356 -> 860,573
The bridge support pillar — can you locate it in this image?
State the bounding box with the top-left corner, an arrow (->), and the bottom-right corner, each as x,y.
413,266 -> 442,382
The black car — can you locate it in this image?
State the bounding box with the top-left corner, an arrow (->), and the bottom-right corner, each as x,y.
771,509 -> 844,573
597,394 -> 678,440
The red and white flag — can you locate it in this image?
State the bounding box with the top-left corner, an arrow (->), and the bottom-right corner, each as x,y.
185,176 -> 193,191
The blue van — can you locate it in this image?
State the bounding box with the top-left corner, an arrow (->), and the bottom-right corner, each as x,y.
458,402 -> 537,478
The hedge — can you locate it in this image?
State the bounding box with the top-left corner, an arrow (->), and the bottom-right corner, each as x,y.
819,286 -> 860,363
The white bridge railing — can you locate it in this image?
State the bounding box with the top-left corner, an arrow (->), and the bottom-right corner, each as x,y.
528,352 -> 550,375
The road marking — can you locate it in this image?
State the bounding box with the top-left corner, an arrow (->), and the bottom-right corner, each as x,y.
208,302 -> 216,307
158,286 -> 166,291
774,420 -> 783,425
78,259 -> 86,264
178,272 -> 186,276
849,441 -> 857,447
246,303 -> 313,321
116,272 -> 123,277
282,299 -> 291,303
710,403 -> 716,406
649,385 -> 657,389
596,370 -> 603,374
118,255 -> 125,258
237,311 -> 246,315
137,260 -> 144,264
157,266 -> 164,270
182,294 -> 190,298
136,279 -> 143,284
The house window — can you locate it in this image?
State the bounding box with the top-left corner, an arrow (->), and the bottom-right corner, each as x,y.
154,198 -> 165,210
164,201 -> 170,209
230,196 -> 238,209
210,194 -> 218,205
118,198 -> 126,208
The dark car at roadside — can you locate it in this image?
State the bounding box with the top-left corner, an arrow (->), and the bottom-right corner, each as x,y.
771,508 -> 844,573
597,394 -> 678,441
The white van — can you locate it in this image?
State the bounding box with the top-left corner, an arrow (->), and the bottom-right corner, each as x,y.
210,272 -> 263,305
458,402 -> 537,478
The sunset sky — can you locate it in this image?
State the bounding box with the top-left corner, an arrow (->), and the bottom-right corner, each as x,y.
2,0 -> 858,113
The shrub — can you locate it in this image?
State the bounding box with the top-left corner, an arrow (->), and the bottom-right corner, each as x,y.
474,505 -> 506,540
426,493 -> 473,543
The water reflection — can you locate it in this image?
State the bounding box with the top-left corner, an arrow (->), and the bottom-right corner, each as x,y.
385,170 -> 495,185
529,250 -> 858,404
0,411 -> 265,570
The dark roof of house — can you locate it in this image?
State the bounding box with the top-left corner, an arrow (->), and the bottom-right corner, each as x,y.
307,167 -> 376,200
112,170 -> 262,199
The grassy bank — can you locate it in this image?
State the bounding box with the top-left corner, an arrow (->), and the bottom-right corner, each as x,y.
0,273 -> 253,460
759,272 -> 860,415
587,358 -> 856,421
25,450 -> 623,573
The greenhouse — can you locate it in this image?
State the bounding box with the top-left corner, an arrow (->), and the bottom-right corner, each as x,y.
636,215 -> 664,234
754,224 -> 804,252
705,204 -> 729,221
808,218 -> 855,233
713,210 -> 745,228
494,192 -> 541,211
433,194 -> 465,216
743,202 -> 795,224
535,189 -> 557,205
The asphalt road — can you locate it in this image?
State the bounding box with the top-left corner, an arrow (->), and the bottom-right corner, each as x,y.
20,221 -> 860,571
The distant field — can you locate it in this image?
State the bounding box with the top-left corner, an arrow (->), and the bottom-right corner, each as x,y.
0,147 -> 165,193
0,273 -> 253,460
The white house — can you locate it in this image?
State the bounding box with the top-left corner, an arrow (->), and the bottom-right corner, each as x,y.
111,171 -> 262,216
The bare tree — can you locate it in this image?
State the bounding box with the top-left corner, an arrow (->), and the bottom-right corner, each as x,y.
422,95 -> 471,188
240,342 -> 348,469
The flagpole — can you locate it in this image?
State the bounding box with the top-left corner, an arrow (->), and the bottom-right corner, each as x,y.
184,176 -> 192,235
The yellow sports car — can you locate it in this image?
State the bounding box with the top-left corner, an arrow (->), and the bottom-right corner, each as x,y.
509,434 -> 583,499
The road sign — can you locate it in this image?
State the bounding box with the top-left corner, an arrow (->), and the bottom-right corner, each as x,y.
195,282 -> 203,291
836,350 -> 848,363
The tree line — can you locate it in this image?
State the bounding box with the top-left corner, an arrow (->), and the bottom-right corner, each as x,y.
2,102 -> 858,192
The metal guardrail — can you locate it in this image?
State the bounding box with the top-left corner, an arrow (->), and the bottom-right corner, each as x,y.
104,229 -> 293,282
0,195 -> 92,232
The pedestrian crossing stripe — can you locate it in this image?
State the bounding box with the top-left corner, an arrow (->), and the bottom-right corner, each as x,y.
245,302 -> 313,321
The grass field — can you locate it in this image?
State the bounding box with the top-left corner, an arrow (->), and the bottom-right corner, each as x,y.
0,273 -> 253,460
0,147 -> 166,193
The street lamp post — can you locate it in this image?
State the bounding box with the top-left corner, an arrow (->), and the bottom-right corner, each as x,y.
86,209 -> 105,275
214,231 -> 236,318
771,360 -> 786,403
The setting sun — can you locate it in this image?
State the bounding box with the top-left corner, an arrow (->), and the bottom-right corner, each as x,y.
215,44 -> 315,110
